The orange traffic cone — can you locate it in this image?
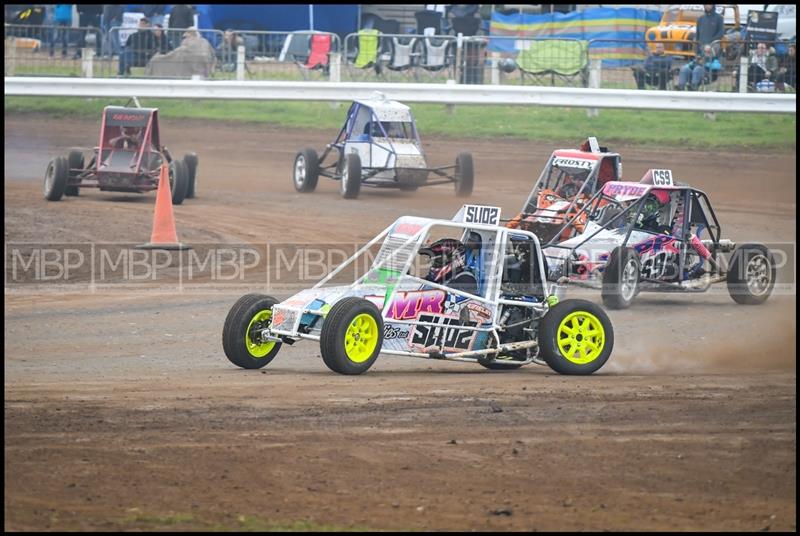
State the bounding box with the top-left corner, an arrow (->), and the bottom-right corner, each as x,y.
136,164 -> 191,250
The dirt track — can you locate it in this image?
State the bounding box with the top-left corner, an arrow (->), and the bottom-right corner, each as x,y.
4,115 -> 796,531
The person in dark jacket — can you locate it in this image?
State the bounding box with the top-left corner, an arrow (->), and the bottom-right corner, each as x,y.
695,4 -> 724,56
776,43 -> 796,92
168,5 -> 195,49
152,24 -> 170,54
632,42 -> 674,90
118,17 -> 155,75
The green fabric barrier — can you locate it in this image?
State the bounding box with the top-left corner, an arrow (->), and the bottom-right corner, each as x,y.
517,39 -> 588,75
354,29 -> 379,68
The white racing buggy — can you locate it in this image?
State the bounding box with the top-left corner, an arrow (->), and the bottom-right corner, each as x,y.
292,92 -> 474,199
542,169 -> 777,309
506,137 -> 623,244
223,204 -> 614,375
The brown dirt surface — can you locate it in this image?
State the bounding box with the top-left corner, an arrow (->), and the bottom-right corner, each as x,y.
4,114 -> 796,531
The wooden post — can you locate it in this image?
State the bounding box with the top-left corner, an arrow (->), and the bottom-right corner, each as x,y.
82,48 -> 94,78
490,52 -> 499,85
7,37 -> 16,76
587,58 -> 601,117
739,55 -> 748,93
236,45 -> 245,81
329,51 -> 341,83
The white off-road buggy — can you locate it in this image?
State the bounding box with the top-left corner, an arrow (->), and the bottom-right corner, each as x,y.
292,92 -> 474,199
542,169 -> 777,309
223,204 -> 614,375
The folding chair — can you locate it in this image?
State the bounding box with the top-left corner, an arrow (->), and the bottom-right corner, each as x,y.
297,33 -> 331,78
386,36 -> 417,71
352,28 -> 380,70
412,36 -> 454,73
517,39 -> 589,87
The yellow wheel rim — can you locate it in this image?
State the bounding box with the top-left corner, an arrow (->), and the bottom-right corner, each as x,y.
245,310 -> 276,358
344,313 -> 379,363
556,311 -> 605,365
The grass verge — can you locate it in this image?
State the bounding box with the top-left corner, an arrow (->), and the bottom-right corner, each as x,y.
5,95 -> 796,150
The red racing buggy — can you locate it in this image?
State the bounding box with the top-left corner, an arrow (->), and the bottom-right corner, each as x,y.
44,105 -> 198,205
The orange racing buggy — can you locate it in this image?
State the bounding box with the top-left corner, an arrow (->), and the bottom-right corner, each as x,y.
506,137 -> 622,243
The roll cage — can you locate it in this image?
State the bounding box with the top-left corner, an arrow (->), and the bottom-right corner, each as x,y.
268,208 -> 558,362
543,181 -> 727,285
516,138 -> 622,227
312,96 -> 462,188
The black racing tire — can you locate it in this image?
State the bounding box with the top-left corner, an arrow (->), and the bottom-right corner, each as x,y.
340,153 -> 362,199
601,246 -> 640,310
726,243 -> 776,305
454,152 -> 474,197
293,148 -> 319,193
539,299 -> 614,375
222,293 -> 283,369
183,152 -> 198,198
169,158 -> 188,205
319,297 -> 383,375
65,149 -> 84,196
44,156 -> 68,201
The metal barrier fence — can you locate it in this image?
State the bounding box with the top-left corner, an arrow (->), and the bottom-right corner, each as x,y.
6,77 -> 795,114
103,26 -> 224,79
5,23 -> 101,77
226,30 -> 341,81
342,32 -> 458,83
5,22 -> 796,93
735,38 -> 796,93
586,38 -> 796,93
480,35 -> 589,88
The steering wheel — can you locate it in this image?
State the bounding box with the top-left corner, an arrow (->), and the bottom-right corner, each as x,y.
112,135 -> 139,149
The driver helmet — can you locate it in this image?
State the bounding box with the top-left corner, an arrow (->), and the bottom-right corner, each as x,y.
639,190 -> 670,225
419,238 -> 466,284
557,171 -> 586,198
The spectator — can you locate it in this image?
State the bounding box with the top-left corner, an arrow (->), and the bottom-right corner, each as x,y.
677,44 -> 722,90
146,27 -> 216,78
695,4 -> 724,56
747,42 -> 778,89
118,17 -> 155,76
632,42 -> 674,90
168,5 -> 195,49
153,24 -> 169,54
74,4 -> 103,59
776,43 -> 796,92
49,4 -> 72,58
101,4 -> 123,58
217,29 -> 243,72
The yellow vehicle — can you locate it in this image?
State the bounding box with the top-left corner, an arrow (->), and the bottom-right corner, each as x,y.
646,4 -> 743,60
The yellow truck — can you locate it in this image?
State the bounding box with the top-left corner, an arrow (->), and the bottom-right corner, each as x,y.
646,4 -> 743,60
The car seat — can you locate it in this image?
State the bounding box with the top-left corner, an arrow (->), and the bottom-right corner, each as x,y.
464,231 -> 484,296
